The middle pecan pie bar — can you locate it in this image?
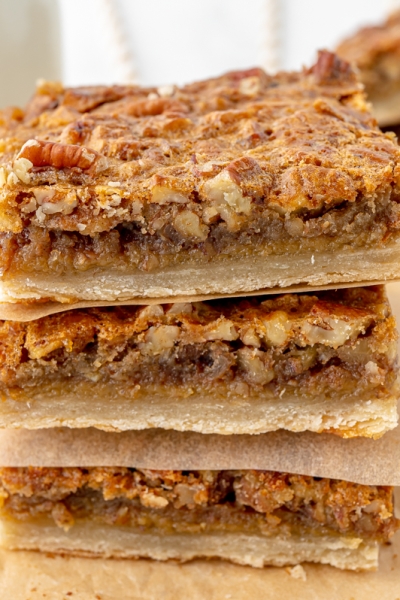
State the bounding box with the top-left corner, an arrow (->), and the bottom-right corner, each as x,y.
0,285 -> 397,437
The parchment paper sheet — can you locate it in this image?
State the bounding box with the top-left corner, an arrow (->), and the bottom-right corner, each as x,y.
0,278 -> 396,322
0,517 -> 399,600
1,421 -> 400,485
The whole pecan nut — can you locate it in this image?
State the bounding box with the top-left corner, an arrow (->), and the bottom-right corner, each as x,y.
18,139 -> 97,170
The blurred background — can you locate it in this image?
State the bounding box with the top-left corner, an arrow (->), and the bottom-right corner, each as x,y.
2,0 -> 400,106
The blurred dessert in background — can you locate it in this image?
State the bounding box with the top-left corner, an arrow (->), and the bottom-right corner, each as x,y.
337,10 -> 400,127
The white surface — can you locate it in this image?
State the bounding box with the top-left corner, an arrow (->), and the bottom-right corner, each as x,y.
0,0 -> 61,106
59,0 -> 266,86
59,0 -> 400,88
2,1 -> 400,104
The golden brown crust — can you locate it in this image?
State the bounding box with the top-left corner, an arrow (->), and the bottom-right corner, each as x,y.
0,467 -> 396,543
0,52 -> 400,281
0,287 -> 396,402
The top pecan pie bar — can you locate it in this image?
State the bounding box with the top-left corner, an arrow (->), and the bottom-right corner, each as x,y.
0,50 -> 400,303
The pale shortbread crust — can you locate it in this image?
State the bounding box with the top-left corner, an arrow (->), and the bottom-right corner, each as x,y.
1,244 -> 400,303
0,520 -> 378,571
1,380 -> 397,437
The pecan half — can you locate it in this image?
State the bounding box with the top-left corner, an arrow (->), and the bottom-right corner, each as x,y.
18,140 -> 97,170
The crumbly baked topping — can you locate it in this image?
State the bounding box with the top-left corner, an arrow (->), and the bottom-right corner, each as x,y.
0,51 -> 400,276
0,467 -> 396,542
0,286 -> 396,397
337,11 -> 400,97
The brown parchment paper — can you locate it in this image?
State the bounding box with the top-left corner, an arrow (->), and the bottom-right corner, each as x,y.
1,421 -> 400,485
0,278 -> 397,322
0,502 -> 399,600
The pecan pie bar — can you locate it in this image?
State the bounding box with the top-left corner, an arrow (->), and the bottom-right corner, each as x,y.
1,51 -> 400,303
0,467 -> 396,570
337,10 -> 400,126
0,286 -> 397,437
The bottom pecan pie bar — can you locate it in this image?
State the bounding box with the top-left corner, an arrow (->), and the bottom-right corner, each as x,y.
0,467 -> 396,570
0,286 -> 398,437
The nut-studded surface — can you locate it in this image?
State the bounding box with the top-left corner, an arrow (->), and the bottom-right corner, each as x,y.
0,467 -> 396,542
0,51 -> 400,279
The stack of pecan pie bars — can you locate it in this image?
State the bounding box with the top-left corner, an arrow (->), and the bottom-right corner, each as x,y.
0,50 -> 399,574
